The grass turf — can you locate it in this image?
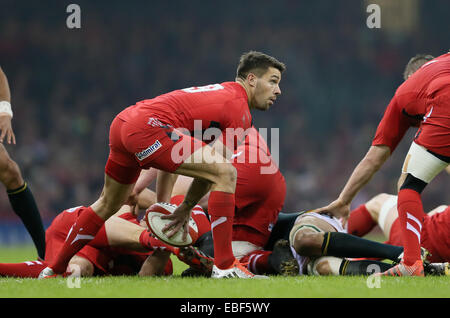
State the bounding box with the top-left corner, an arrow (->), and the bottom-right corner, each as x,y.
0,245 -> 449,298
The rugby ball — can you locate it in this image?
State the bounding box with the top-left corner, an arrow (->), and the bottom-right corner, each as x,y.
145,202 -> 198,247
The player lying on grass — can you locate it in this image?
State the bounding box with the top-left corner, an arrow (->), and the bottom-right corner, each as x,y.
347,192 -> 450,270
289,210 -> 410,276
285,203 -> 448,276
0,189 -> 211,278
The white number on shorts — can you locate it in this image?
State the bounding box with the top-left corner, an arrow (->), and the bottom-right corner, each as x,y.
182,84 -> 224,93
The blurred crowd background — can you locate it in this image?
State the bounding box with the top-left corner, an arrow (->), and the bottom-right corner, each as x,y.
0,0 -> 449,232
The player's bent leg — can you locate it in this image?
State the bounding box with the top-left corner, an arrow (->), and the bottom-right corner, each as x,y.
40,174 -> 135,277
292,227 -> 326,258
0,144 -> 46,260
388,142 -> 450,276
90,174 -> 136,220
307,256 -> 342,275
364,193 -> 395,224
376,194 -> 399,238
174,154 -> 237,194
104,215 -> 149,253
308,257 -> 395,276
347,193 -> 395,238
0,260 -> 47,278
0,144 -> 23,189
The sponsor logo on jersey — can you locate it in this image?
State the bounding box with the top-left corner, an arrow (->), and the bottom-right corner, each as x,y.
135,140 -> 162,161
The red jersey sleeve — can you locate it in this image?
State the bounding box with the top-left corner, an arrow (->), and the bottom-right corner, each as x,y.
372,96 -> 411,153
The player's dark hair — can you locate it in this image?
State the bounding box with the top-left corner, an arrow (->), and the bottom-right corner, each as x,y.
403,54 -> 435,80
236,51 -> 286,80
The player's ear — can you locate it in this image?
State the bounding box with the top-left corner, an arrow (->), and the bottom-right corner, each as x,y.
246,72 -> 258,88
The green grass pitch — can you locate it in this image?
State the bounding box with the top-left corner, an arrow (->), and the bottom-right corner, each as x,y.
0,245 -> 449,298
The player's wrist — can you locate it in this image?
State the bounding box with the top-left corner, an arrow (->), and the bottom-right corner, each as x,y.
336,196 -> 351,207
0,101 -> 13,118
181,199 -> 196,209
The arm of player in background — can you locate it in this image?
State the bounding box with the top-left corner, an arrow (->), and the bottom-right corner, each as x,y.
0,67 -> 11,102
314,145 -> 391,218
125,168 -> 158,214
0,66 -> 15,144
134,168 -> 158,195
136,188 -> 156,210
156,169 -> 179,203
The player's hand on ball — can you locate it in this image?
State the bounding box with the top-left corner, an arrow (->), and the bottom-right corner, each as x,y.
161,203 -> 191,241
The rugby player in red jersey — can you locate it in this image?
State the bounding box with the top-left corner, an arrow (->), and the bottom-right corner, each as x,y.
316,53 -> 450,276
39,51 -> 285,279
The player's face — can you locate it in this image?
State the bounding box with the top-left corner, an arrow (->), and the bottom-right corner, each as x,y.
251,67 -> 282,111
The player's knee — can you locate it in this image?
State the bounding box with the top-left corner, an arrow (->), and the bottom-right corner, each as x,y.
213,163 -> 237,188
308,256 -> 340,276
294,231 -> 323,257
315,259 -> 332,275
365,193 -> 393,221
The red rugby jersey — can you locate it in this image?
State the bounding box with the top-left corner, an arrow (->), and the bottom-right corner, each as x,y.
372,53 -> 450,153
117,82 -> 252,150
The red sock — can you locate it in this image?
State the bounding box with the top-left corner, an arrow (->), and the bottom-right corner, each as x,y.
49,206 -> 105,273
208,191 -> 235,269
139,230 -> 175,253
347,204 -> 376,237
87,226 -> 109,249
0,260 -> 48,278
397,189 -> 425,266
242,250 -> 272,275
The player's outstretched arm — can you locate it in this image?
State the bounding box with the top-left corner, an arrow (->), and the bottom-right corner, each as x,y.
0,67 -> 15,144
315,145 -> 391,218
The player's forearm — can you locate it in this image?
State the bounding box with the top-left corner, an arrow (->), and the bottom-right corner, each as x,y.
134,168 -> 158,194
137,188 -> 156,209
338,145 -> 390,204
181,178 -> 211,209
0,67 -> 11,102
156,170 -> 179,203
